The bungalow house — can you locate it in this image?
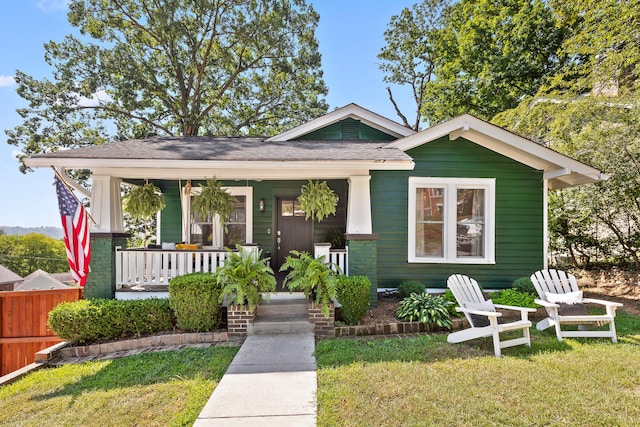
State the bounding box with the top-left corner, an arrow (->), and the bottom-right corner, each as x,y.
24,104 -> 604,303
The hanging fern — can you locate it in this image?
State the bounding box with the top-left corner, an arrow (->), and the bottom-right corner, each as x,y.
123,182 -> 165,219
191,178 -> 237,224
297,180 -> 338,222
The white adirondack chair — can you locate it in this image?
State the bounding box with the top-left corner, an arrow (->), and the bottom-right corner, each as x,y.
530,269 -> 622,342
446,274 -> 536,357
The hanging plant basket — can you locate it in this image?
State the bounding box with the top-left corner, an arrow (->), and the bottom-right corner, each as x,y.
192,178 -> 237,226
297,180 -> 338,222
123,182 -> 165,219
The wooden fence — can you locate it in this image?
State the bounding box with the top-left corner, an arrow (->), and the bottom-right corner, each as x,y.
0,288 -> 82,376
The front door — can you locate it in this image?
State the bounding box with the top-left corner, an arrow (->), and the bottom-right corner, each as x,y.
274,196 -> 313,271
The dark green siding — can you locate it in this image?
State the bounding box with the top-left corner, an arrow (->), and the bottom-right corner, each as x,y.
371,137 -> 544,290
296,118 -> 397,141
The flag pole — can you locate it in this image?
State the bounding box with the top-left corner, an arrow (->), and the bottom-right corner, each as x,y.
51,166 -> 97,225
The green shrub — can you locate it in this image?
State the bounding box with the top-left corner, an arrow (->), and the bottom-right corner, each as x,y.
489,288 -> 539,309
398,281 -> 426,299
513,276 -> 537,295
48,298 -> 175,344
442,289 -> 465,318
170,272 -> 223,331
336,275 -> 371,325
396,293 -> 453,329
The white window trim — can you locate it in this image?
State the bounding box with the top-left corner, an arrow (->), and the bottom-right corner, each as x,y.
408,177 -> 495,264
185,186 -> 253,247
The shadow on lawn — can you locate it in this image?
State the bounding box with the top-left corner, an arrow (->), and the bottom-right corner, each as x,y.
316,311 -> 640,368
32,347 -> 237,402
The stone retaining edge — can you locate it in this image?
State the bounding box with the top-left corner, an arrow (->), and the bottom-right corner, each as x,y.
333,318 -> 468,337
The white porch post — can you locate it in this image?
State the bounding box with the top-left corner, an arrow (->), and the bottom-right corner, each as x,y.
346,175 -> 372,234
90,175 -> 124,233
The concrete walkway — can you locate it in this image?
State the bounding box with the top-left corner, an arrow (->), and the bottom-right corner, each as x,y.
194,332 -> 317,426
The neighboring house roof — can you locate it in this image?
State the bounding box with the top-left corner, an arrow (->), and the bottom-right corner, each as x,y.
386,114 -> 607,189
0,264 -> 22,285
14,269 -> 73,291
266,103 -> 416,141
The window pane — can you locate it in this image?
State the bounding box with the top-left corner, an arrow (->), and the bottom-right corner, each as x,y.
294,200 -> 305,217
457,189 -> 485,257
416,223 -> 443,257
224,224 -> 245,247
281,200 -> 294,216
416,187 -> 444,257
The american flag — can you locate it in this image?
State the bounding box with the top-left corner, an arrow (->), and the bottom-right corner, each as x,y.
55,175 -> 91,286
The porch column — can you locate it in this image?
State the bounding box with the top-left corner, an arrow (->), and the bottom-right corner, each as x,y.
346,176 -> 372,234
86,176 -> 126,299
346,176 -> 378,307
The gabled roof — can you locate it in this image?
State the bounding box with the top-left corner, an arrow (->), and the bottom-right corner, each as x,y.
0,264 -> 22,285
14,269 -> 72,291
386,114 -> 606,189
266,103 -> 416,141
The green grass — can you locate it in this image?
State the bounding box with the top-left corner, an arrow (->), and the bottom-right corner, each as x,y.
0,346 -> 238,426
316,311 -> 640,426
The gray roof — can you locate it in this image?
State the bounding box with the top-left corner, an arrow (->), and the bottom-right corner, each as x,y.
31,137 -> 413,162
0,264 -> 22,285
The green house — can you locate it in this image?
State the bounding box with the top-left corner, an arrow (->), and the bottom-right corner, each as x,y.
25,104 -> 604,301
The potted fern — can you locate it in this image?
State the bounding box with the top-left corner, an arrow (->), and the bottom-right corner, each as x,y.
279,250 -> 338,318
297,180 -> 338,222
192,178 -> 237,231
123,181 -> 165,246
216,245 -> 276,311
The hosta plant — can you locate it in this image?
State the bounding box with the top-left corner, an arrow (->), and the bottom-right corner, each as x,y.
396,292 -> 453,329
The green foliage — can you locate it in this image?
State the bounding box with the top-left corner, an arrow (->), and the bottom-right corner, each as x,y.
488,288 -> 539,309
123,182 -> 165,220
297,180 -> 339,222
512,277 -> 536,295
280,250 -> 337,318
398,280 -> 426,299
47,298 -> 175,344
216,245 -> 276,311
0,233 -> 69,277
169,272 -> 223,332
9,0 -> 328,171
442,289 -> 465,318
396,292 -> 452,329
191,179 -> 237,228
335,276 -> 371,325
321,227 -> 346,249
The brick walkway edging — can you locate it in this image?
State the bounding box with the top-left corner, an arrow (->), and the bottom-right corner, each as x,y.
334,318 -> 467,337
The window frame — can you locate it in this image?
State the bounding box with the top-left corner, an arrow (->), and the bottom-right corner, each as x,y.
186,186 -> 253,248
408,177 -> 495,264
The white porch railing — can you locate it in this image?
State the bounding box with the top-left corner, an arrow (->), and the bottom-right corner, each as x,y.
314,243 -> 348,275
115,247 -> 229,288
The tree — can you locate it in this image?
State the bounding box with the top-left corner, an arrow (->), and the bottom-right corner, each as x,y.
0,233 -> 69,277
7,0 -> 328,171
377,0 -> 449,130
379,0 -> 566,125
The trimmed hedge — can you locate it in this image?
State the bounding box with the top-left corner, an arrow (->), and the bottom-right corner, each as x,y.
336,275 -> 371,325
48,298 -> 175,344
169,272 -> 223,332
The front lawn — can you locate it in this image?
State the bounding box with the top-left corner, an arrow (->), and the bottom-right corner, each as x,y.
316,311 -> 640,426
0,346 -> 238,426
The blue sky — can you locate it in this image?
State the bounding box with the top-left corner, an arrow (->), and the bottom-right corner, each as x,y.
0,0 -> 415,227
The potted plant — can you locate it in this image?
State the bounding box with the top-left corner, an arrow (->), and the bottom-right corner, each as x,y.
123,181 -> 165,246
297,180 -> 338,222
279,250 -> 338,318
192,178 -> 237,231
216,245 -> 276,311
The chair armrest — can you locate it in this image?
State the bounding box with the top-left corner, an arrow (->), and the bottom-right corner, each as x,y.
455,307 -> 502,317
582,298 -> 623,307
494,304 -> 537,313
534,298 -> 559,308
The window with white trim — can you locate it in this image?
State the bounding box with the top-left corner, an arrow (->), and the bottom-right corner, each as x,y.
408,177 -> 495,264
187,187 -> 253,248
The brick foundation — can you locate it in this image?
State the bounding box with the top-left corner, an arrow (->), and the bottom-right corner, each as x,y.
308,303 -> 335,337
226,305 -> 256,337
